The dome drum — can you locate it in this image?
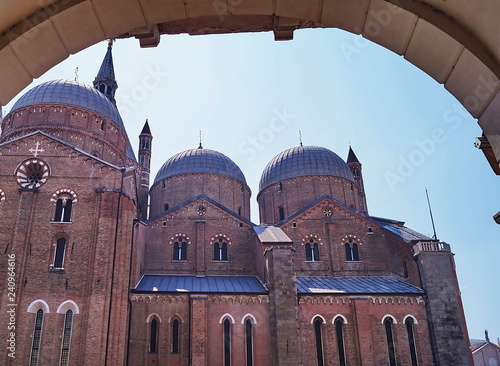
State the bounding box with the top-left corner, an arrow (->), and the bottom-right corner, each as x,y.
149,148 -> 250,219
1,80 -> 133,164
257,145 -> 361,224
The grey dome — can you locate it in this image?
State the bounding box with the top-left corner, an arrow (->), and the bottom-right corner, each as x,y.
154,148 -> 247,184
259,145 -> 355,191
10,79 -> 125,129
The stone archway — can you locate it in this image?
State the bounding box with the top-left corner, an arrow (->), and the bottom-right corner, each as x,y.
0,0 -> 499,174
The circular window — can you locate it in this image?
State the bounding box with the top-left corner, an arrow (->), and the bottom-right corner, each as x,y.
197,206 -> 206,216
323,209 -> 332,217
16,159 -> 50,189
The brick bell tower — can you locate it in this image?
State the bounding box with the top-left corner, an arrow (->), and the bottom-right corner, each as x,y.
347,146 -> 368,214
413,241 -> 473,365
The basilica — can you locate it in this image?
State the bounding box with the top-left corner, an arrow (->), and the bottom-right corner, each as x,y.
0,44 -> 473,365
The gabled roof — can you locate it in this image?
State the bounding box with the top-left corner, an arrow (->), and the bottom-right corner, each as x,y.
277,195 -> 430,243
253,225 -> 292,244
133,274 -> 267,294
146,194 -> 254,226
470,339 -> 500,353
0,131 -> 125,170
297,276 -> 424,295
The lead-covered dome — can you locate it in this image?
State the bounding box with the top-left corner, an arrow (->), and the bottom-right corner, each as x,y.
154,147 -> 247,184
10,79 -> 125,129
259,145 -> 355,191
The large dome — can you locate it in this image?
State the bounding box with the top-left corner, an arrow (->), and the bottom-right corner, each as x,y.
259,145 -> 355,191
154,147 -> 247,184
10,79 -> 125,129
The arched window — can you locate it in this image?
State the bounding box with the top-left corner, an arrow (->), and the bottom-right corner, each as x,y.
223,318 -> 231,366
149,318 -> 158,353
345,239 -> 359,261
335,318 -> 346,366
172,319 -> 180,354
173,237 -> 187,261
214,237 -> 228,261
278,206 -> 285,221
29,309 -> 44,366
405,317 -> 418,366
384,318 -> 397,366
60,309 -> 73,366
54,199 -> 73,222
313,318 -> 324,366
164,203 -> 169,211
53,237 -> 66,269
306,239 -> 320,261
245,318 -> 254,366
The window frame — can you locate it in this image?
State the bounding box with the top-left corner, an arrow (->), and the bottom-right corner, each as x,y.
29,309 -> 44,366
384,318 -> 397,366
53,237 -> 67,269
171,318 -> 180,354
149,318 -> 159,354
214,237 -> 228,261
223,318 -> 231,366
313,317 -> 325,366
405,317 -> 418,366
59,309 -> 73,366
306,240 -> 320,262
244,318 -> 254,366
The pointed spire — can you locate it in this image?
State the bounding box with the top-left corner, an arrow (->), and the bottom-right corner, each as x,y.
140,119 -> 151,135
198,131 -> 203,149
299,130 -> 303,146
94,40 -> 118,105
347,145 -> 360,164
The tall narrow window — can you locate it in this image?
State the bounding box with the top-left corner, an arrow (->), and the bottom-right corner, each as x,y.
335,319 -> 346,366
345,240 -> 360,261
384,318 -> 397,366
29,309 -> 44,366
54,199 -> 73,222
53,238 -> 66,269
405,318 -> 418,366
214,238 -> 228,261
278,206 -> 285,221
173,238 -> 187,260
314,318 -> 324,366
306,239 -> 320,261
223,319 -> 231,366
60,310 -> 73,366
150,318 -> 158,353
245,319 -> 254,366
172,319 -> 180,353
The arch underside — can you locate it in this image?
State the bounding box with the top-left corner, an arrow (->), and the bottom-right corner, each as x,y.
0,0 -> 499,174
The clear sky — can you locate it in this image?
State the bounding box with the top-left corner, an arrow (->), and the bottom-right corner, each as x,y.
4,28 -> 499,342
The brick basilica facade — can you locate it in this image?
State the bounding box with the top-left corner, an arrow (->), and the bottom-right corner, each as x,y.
0,45 -> 473,365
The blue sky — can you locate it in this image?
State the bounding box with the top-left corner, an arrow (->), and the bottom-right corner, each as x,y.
4,28 -> 499,341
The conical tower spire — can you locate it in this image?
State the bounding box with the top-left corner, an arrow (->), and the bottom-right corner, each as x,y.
94,40 -> 118,105
347,145 -> 360,164
347,145 -> 368,214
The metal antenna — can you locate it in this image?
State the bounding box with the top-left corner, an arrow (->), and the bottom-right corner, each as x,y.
425,188 -> 438,240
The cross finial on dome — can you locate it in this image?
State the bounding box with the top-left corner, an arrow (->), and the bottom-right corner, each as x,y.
299,130 -> 303,146
198,131 -> 203,149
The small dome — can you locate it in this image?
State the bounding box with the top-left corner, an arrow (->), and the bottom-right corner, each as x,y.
154,148 -> 246,184
10,79 -> 125,129
259,145 -> 354,191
